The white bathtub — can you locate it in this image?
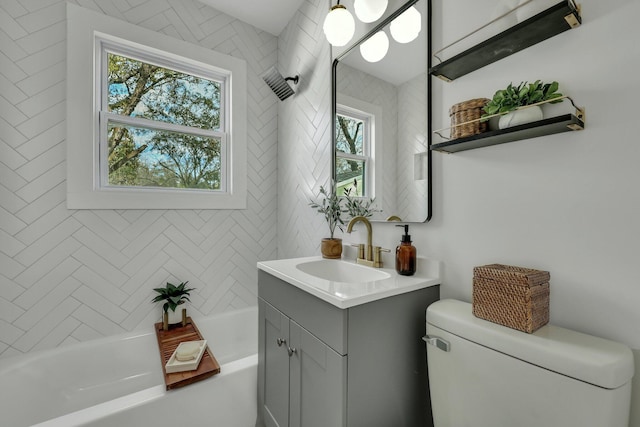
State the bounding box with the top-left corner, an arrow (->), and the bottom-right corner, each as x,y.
0,307 -> 258,427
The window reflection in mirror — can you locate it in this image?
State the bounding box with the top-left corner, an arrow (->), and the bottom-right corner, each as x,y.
336,107 -> 370,198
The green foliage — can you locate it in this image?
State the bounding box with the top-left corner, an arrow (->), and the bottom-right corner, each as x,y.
151,281 -> 195,313
335,115 -> 363,175
342,187 -> 381,219
482,80 -> 563,120
106,53 -> 222,189
309,185 -> 346,239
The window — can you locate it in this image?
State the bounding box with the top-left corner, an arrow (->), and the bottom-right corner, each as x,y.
335,108 -> 371,197
334,94 -> 382,201
101,49 -> 226,192
67,4 -> 247,209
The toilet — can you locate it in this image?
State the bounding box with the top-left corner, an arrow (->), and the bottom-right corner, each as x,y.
425,299 -> 634,427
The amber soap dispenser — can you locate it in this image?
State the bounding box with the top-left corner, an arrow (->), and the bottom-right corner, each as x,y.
395,225 -> 416,276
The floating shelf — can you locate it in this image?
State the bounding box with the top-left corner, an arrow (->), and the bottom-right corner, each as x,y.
431,113 -> 584,153
430,0 -> 581,82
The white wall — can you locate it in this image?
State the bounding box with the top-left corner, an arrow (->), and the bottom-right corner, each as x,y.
280,0 -> 640,424
0,0 -> 278,358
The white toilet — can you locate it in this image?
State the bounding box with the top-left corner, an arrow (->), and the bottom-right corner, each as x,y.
425,299 -> 634,427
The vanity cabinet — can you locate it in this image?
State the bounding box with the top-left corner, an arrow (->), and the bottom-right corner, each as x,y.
257,270 -> 440,427
260,300 -> 346,427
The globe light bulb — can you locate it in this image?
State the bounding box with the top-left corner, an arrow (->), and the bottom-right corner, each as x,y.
359,31 -> 389,63
390,6 -> 421,44
354,0 -> 388,23
323,4 -> 355,47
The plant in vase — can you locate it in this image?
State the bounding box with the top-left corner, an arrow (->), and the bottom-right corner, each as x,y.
152,281 -> 194,329
309,184 -> 346,259
482,80 -> 563,129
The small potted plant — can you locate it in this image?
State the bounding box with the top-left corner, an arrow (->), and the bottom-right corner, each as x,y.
482,80 -> 563,129
152,281 -> 194,330
309,184 -> 345,259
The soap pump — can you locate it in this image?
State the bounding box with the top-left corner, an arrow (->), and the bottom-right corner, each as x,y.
395,224 -> 416,276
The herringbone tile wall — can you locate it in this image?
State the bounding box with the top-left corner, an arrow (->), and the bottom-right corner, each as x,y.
397,73 -> 429,221
0,0 -> 279,358
336,63 -> 398,217
277,0 -> 332,259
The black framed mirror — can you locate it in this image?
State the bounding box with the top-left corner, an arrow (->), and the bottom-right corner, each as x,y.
331,0 -> 432,223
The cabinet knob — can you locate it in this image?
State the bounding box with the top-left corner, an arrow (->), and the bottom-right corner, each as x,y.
276,338 -> 286,347
287,347 -> 297,357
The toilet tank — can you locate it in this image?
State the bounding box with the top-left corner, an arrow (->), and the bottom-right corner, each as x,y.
425,299 -> 634,427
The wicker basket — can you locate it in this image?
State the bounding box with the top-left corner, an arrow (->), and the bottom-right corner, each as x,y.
449,98 -> 490,139
472,264 -> 550,333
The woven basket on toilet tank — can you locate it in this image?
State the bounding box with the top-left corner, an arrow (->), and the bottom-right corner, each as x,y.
472,264 -> 550,333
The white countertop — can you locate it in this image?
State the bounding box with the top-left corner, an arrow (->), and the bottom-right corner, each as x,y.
257,256 -> 440,309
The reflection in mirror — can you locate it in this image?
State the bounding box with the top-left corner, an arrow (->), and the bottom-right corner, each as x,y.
332,0 -> 431,223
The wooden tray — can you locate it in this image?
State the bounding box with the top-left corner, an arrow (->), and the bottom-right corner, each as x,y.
154,317 -> 220,390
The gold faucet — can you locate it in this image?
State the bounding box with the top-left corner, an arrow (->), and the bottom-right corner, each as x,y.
347,216 -> 373,261
347,216 -> 388,268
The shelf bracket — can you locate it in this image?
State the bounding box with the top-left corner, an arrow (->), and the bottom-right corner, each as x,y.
567,106 -> 585,130
565,2 -> 582,28
434,74 -> 452,82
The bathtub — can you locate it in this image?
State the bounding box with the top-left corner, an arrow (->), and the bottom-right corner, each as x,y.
0,307 -> 258,427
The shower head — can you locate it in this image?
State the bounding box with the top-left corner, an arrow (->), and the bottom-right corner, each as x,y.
262,67 -> 299,101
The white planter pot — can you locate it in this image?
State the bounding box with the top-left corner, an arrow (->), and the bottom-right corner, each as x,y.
499,105 -> 543,129
167,306 -> 185,324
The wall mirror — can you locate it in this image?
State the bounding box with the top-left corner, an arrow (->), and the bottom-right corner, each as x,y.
331,0 -> 432,223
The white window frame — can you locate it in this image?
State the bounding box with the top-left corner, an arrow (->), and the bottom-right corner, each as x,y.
336,94 -> 382,200
66,4 -> 247,209
97,43 -> 229,193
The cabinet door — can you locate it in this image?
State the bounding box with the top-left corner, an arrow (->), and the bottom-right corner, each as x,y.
261,301 -> 290,427
289,320 -> 346,427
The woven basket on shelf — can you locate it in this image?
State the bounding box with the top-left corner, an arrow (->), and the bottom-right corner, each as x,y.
449,98 -> 490,139
472,264 -> 550,333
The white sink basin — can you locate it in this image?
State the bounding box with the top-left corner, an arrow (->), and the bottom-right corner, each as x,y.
296,259 -> 391,283
257,256 -> 440,309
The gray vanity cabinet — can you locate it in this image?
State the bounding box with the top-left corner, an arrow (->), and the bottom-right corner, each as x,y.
260,299 -> 346,427
257,270 -> 440,427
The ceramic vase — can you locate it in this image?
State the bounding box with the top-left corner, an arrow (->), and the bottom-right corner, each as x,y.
163,306 -> 187,330
499,105 -> 543,129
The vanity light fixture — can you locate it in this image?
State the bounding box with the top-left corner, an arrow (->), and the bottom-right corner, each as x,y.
390,6 -> 421,43
359,31 -> 389,63
354,0 -> 388,23
323,1 -> 356,47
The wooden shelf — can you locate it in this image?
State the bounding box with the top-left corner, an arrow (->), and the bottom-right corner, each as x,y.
430,0 -> 581,82
431,113 -> 584,153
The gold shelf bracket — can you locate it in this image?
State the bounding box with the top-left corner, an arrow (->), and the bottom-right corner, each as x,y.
564,1 -> 581,28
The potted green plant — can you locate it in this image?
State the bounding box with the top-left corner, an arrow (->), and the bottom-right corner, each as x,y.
309,184 -> 345,259
482,80 -> 563,129
152,281 -> 194,329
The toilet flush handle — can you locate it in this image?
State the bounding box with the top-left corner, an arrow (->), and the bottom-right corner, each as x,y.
423,335 -> 450,352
